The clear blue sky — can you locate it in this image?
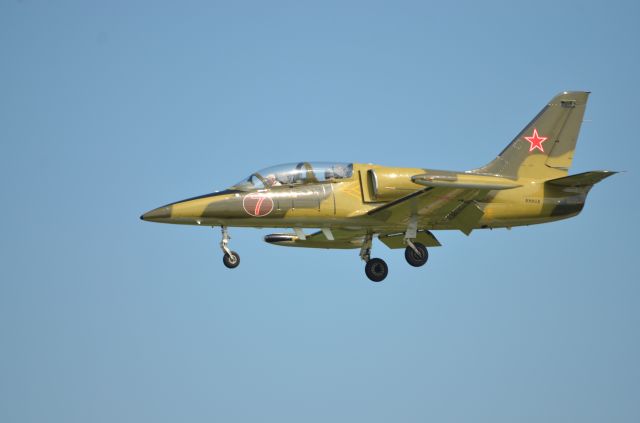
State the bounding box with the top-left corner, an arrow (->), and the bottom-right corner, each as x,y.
1,1 -> 639,422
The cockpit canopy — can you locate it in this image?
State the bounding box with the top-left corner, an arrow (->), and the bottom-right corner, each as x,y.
232,162 -> 354,190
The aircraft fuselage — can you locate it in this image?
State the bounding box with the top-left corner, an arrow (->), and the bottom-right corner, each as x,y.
141,163 -> 587,231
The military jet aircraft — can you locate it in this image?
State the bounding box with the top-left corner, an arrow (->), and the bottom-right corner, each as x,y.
141,91 -> 614,282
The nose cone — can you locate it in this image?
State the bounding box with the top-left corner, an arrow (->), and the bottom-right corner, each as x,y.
140,206 -> 171,221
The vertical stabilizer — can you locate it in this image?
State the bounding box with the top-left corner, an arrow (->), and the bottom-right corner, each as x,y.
473,91 -> 589,179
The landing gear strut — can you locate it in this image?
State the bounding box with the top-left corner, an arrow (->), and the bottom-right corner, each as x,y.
219,226 -> 240,269
360,234 -> 388,282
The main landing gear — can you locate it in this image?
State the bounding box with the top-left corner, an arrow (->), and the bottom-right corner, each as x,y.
220,226 -> 240,269
404,240 -> 428,267
360,235 -> 430,282
360,234 -> 388,282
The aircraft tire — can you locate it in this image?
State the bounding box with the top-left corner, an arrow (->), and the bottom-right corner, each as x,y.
405,242 -> 428,267
365,258 -> 388,282
223,251 -> 240,269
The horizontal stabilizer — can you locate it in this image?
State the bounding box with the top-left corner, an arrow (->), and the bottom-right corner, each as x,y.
546,170 -> 617,187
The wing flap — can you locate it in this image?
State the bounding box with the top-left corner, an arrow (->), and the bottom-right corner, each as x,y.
444,201 -> 485,235
378,230 -> 441,249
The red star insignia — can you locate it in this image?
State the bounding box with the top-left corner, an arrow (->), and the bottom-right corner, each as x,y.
523,128 -> 548,153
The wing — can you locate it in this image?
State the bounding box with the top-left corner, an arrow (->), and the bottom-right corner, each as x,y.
265,186 -> 488,250
367,187 -> 487,235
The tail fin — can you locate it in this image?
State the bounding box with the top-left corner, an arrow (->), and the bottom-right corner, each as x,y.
473,91 -> 590,179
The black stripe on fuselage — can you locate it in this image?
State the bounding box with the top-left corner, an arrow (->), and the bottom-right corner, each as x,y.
158,189 -> 242,208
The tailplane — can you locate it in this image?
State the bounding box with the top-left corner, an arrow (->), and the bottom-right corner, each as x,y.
473,91 -> 590,180
546,170 -> 617,188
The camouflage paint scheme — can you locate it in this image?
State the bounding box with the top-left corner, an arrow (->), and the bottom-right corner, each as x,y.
142,91 -> 614,252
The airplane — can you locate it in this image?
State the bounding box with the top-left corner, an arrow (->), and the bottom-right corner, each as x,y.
141,91 -> 615,282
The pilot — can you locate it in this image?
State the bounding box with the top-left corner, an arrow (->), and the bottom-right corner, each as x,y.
333,165 -> 347,179
266,174 -> 282,187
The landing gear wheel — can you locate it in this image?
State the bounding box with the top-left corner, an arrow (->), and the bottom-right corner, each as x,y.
223,251 -> 240,269
365,258 -> 388,282
405,242 -> 428,267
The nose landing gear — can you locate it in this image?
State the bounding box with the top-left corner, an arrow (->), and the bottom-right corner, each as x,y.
223,251 -> 240,268
220,226 -> 240,269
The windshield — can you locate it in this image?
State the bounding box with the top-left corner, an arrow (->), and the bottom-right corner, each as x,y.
232,162 -> 353,190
